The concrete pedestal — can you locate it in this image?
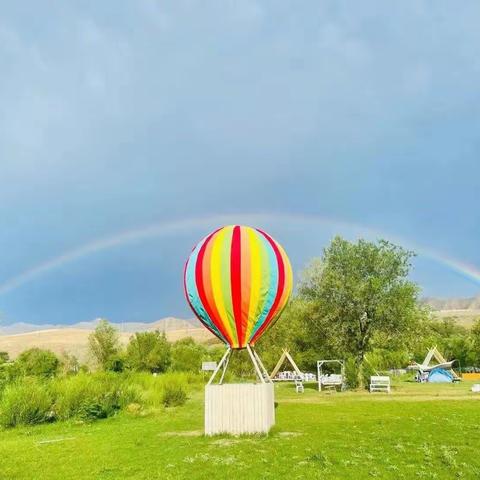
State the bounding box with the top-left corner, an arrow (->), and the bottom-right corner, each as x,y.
205,383 -> 275,435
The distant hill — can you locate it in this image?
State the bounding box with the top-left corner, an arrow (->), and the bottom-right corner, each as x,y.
423,294 -> 480,328
423,294 -> 480,311
0,317 -> 202,336
0,317 -> 214,361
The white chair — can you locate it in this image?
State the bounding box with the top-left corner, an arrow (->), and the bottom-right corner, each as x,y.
370,375 -> 391,393
294,378 -> 304,393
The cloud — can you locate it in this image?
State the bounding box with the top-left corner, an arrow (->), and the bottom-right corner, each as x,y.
0,0 -> 479,323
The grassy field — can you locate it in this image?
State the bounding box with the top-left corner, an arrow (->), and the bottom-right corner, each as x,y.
1,380 -> 480,479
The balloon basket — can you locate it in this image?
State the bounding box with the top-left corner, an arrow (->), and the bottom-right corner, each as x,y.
204,345 -> 275,435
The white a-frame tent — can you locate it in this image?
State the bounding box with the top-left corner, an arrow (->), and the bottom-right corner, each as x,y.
270,349 -> 303,380
413,346 -> 459,379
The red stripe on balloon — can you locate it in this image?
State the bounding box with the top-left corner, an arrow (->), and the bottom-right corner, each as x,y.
230,225 -> 243,347
250,229 -> 285,345
239,228 -> 251,348
195,231 -> 232,345
183,257 -> 224,342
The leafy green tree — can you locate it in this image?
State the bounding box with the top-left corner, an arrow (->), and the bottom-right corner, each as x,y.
16,348 -> 60,377
171,337 -> 207,372
60,352 -> 80,375
470,318 -> 480,367
406,317 -> 477,369
298,237 -> 423,385
126,331 -> 171,373
88,319 -> 120,370
258,296 -> 329,372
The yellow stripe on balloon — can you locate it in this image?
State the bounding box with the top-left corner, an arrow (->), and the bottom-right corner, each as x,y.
277,244 -> 293,313
210,227 -> 236,346
245,227 -> 262,340
220,226 -> 237,346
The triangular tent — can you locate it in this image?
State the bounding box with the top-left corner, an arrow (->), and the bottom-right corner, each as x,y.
270,349 -> 303,380
420,346 -> 459,379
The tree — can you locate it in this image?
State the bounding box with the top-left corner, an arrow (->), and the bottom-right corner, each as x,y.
16,348 -> 60,377
88,319 -> 120,370
126,330 -> 171,373
171,337 -> 207,373
299,237 -> 423,386
60,352 -> 80,375
257,296 -> 329,372
471,318 -> 480,366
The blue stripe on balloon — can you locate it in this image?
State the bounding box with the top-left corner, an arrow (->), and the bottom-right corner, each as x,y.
185,238 -> 227,344
248,233 -> 279,342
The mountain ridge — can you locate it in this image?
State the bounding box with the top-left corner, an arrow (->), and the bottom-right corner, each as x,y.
0,317 -> 213,361
0,317 -> 202,336
423,293 -> 480,311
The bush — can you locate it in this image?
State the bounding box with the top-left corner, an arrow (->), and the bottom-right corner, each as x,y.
0,378 -> 54,427
361,360 -> 377,389
127,371 -> 193,408
344,357 -> 359,389
161,382 -> 187,407
170,337 -> 206,373
16,348 -> 60,378
0,371 -> 193,428
53,373 -> 139,421
126,331 -> 171,373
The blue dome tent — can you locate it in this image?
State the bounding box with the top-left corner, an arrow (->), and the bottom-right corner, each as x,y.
428,367 -> 454,383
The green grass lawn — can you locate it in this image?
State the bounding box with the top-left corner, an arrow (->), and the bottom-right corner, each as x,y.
1,381 -> 480,479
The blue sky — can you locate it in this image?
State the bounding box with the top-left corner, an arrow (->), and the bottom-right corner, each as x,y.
1,1 -> 479,325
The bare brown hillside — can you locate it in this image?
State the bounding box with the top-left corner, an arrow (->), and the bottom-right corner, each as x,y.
0,325 -> 214,362
424,294 -> 480,328
423,294 -> 480,311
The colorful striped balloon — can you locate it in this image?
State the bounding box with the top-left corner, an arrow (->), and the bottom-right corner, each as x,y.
184,225 -> 293,349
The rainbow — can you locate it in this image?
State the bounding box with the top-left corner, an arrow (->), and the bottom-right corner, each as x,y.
184,225 -> 293,348
0,212 -> 478,297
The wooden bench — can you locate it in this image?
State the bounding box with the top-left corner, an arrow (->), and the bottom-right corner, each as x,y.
370,375 -> 391,393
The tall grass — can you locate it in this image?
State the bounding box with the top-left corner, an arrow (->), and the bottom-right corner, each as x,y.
0,378 -> 54,427
52,372 -> 140,421
125,371 -> 196,409
0,371 -> 198,428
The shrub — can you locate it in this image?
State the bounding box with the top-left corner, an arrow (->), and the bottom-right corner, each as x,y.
0,378 -> 54,427
126,331 -> 171,373
78,401 -> 110,421
53,373 -> 139,421
361,360 -> 377,389
126,371 -> 195,408
161,382 -> 187,407
170,337 -> 206,373
16,348 -> 60,378
344,357 -> 359,389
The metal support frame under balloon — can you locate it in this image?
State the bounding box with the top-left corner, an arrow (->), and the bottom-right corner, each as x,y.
207,345 -> 272,385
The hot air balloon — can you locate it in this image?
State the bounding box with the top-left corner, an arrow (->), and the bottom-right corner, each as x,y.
185,225 -> 291,435
184,225 -> 293,349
